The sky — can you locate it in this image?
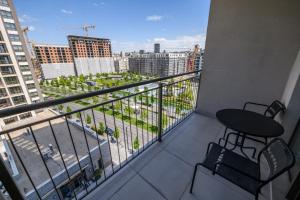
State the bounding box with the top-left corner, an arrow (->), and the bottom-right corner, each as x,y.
14,0 -> 210,53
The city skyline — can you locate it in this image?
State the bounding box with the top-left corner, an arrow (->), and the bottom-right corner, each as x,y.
14,0 -> 210,52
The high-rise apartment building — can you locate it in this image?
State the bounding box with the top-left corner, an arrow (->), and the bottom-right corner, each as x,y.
68,35 -> 112,58
33,44 -> 75,79
0,0 -> 42,126
67,35 -> 114,76
129,52 -> 188,77
34,44 -> 73,64
154,43 -> 160,53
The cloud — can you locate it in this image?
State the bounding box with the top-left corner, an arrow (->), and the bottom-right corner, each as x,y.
19,14 -> 37,23
93,2 -> 104,6
146,15 -> 163,22
28,26 -> 35,31
112,34 -> 206,52
61,9 -> 72,14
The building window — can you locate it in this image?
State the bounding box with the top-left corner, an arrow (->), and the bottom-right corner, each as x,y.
23,74 -> 33,81
8,34 -> 20,42
19,65 -> 30,72
0,98 -> 10,108
0,43 -> 7,53
19,112 -> 32,119
4,22 -> 17,31
3,116 -> 18,125
12,95 -> 26,105
8,86 -> 22,95
29,92 -> 38,97
26,83 -> 36,89
16,55 -> 27,62
4,76 -> 19,85
0,10 -> 13,19
0,0 -> 8,6
0,32 -> 3,41
0,55 -> 11,64
0,66 -> 15,75
12,45 -> 23,52
0,88 -> 7,97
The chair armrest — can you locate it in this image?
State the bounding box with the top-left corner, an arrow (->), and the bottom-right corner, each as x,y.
243,102 -> 269,111
213,161 -> 261,182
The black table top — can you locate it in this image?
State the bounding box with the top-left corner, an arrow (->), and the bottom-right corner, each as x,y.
216,109 -> 284,137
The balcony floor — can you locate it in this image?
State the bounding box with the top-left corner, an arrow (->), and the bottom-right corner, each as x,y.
84,113 -> 286,200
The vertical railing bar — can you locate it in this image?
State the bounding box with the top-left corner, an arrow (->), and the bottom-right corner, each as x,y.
101,105 -> 115,174
155,86 -> 159,140
150,90 -> 154,144
146,91 -> 149,145
120,100 -> 128,162
133,96 -> 140,153
139,94 -> 145,150
171,83 -> 176,128
48,121 -> 78,200
29,126 -> 62,200
79,112 -> 95,178
91,108 -> 107,182
111,102 -> 121,167
65,116 -> 89,194
6,133 -> 42,199
127,97 -> 134,154
157,82 -> 163,142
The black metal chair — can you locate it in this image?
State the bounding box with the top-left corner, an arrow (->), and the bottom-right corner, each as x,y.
190,139 -> 295,200
218,100 -> 286,148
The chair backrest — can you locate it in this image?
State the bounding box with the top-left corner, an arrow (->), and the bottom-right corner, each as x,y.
259,139 -> 295,182
264,100 -> 286,118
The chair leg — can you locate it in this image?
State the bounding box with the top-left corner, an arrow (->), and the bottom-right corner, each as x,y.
190,163 -> 201,193
218,127 -> 228,145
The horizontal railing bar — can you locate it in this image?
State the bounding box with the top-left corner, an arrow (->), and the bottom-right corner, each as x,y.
0,74 -> 199,134
0,70 -> 201,118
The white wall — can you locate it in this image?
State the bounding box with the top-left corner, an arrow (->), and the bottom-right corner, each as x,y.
196,0 -> 300,117
41,63 -> 75,79
74,57 -> 115,75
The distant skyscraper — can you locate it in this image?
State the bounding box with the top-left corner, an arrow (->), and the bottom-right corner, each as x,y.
139,49 -> 145,54
154,43 -> 160,53
0,0 -> 42,125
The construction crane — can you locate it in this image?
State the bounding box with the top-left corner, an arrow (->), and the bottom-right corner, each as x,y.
63,24 -> 96,36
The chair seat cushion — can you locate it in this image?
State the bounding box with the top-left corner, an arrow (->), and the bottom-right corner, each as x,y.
203,143 -> 261,194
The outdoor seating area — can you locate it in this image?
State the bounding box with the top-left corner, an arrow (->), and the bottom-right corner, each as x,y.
83,113 -> 293,200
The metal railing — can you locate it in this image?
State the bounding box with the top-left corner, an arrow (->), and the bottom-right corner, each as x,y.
0,70 -> 200,200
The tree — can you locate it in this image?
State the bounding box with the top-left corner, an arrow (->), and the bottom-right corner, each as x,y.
92,96 -> 99,105
66,106 -> 72,118
98,122 -> 105,135
134,87 -> 139,93
133,137 -> 139,150
76,112 -> 81,119
113,127 -> 120,140
150,95 -> 155,104
103,93 -> 109,101
86,114 -> 92,125
58,105 -> 64,112
79,74 -> 85,83
114,101 -> 122,111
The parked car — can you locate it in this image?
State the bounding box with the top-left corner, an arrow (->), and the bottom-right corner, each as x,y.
105,127 -> 114,136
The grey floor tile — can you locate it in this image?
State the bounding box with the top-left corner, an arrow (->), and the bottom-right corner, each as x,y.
84,166 -> 136,200
182,170 -> 252,200
139,150 -> 192,200
109,175 -> 166,200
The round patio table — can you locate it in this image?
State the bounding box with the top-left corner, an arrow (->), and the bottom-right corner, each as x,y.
216,109 -> 284,157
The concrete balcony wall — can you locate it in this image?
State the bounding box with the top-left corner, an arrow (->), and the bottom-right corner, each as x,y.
196,0 -> 300,118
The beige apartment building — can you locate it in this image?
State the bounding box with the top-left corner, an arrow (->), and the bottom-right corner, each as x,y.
0,0 -> 42,126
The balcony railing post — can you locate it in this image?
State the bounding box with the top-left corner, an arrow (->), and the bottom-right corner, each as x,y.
0,156 -> 24,200
158,82 -> 163,142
